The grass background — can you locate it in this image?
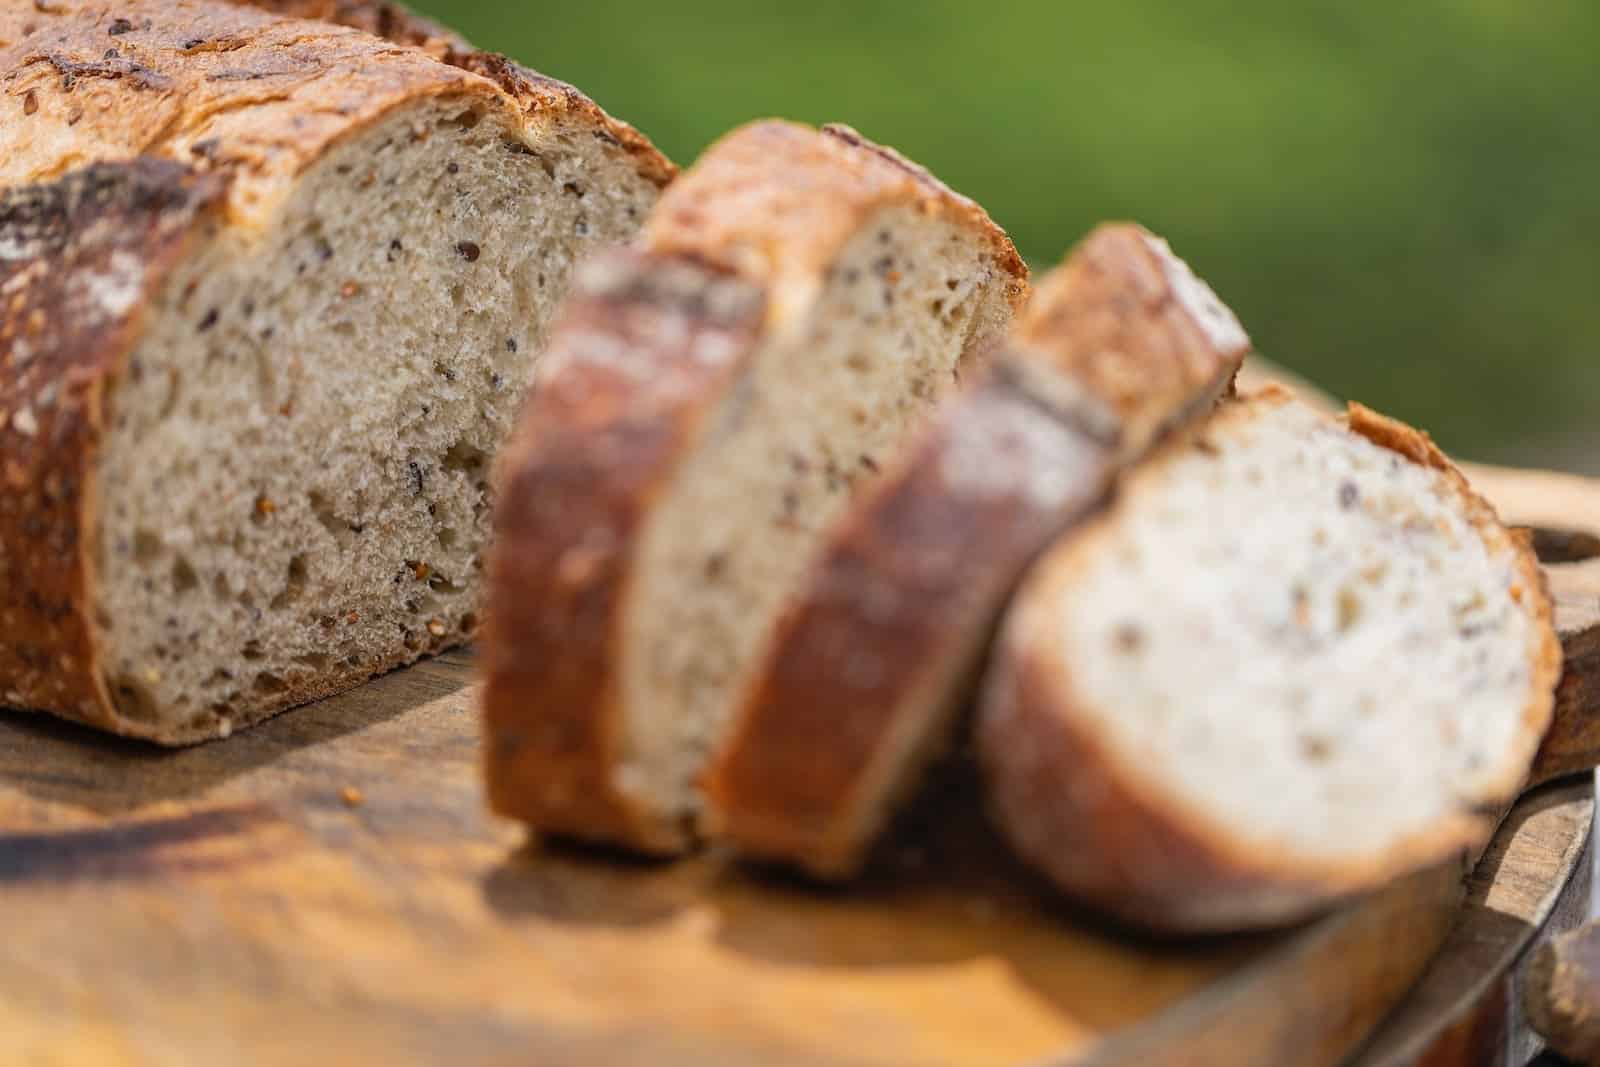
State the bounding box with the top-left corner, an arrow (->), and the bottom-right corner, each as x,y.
420,0 -> 1600,468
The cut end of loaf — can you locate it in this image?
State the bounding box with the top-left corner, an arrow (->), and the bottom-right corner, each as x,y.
0,160 -> 229,731
981,390 -> 1557,929
82,96 -> 658,743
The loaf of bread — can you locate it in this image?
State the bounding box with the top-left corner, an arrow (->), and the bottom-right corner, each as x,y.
978,388 -> 1560,931
482,120 -> 1028,853
0,0 -> 671,742
704,223 -> 1250,877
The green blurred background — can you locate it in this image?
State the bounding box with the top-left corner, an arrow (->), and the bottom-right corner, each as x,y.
421,0 -> 1598,469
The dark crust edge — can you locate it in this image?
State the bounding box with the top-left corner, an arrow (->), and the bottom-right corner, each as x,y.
480,249 -> 765,853
705,222 -> 1249,878
0,159 -> 227,736
0,0 -> 674,201
975,388 -> 1561,932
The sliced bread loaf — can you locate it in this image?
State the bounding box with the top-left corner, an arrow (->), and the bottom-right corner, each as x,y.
704,223 -> 1250,877
978,388 -> 1560,931
482,120 -> 1028,853
0,0 -> 671,742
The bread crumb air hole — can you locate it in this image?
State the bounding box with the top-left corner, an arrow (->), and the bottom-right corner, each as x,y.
172,556 -> 198,595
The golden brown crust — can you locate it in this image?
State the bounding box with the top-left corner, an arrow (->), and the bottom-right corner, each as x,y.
225,0 -> 676,186
1013,223 -> 1249,458
0,0 -> 492,225
643,120 -> 1026,319
976,390 -> 1559,931
0,159 -> 226,734
481,251 -> 766,852
0,0 -> 673,229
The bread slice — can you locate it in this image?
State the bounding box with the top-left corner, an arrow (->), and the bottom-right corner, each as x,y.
704,223 -> 1250,877
482,120 -> 1028,853
978,388 -> 1561,931
0,0 -> 671,742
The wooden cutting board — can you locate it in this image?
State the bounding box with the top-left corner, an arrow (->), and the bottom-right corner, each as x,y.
0,461 -> 1594,1067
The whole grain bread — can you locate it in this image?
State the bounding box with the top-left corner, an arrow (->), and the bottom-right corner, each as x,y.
482,120 -> 1028,853
977,388 -> 1560,931
704,223 -> 1250,877
0,0 -> 671,742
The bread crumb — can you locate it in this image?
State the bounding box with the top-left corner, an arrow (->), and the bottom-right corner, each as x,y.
426,618 -> 446,637
1336,588 -> 1362,631
340,785 -> 364,808
254,495 -> 276,517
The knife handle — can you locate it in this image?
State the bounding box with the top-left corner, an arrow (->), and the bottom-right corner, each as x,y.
1525,921 -> 1600,1065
